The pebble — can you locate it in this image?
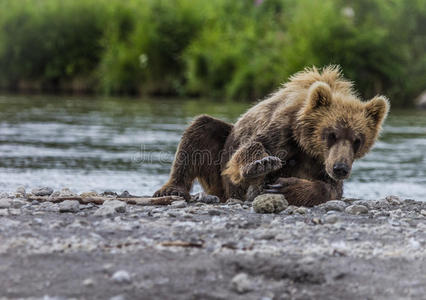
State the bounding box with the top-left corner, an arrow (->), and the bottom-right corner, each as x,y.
171,200 -> 187,208
385,195 -> 401,205
0,209 -> 9,216
83,278 -> 95,287
112,270 -> 132,283
231,273 -> 253,294
345,204 -> 368,215
15,186 -> 26,198
110,296 -> 126,300
59,188 -> 77,198
321,200 -> 347,212
324,214 -> 339,224
59,200 -> 80,213
208,209 -> 221,216
226,198 -> 244,206
252,194 -> 288,214
80,191 -> 99,199
32,187 -> 54,196
11,199 -> 26,208
420,210 -> 426,217
38,202 -> 60,212
94,200 -> 126,216
295,207 -> 308,214
0,198 -> 11,209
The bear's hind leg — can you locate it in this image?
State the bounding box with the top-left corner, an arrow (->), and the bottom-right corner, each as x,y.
153,115 -> 233,200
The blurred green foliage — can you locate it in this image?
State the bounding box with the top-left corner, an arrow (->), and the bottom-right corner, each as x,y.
0,0 -> 424,106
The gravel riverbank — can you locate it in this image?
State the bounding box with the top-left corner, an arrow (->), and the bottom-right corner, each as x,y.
0,188 -> 425,299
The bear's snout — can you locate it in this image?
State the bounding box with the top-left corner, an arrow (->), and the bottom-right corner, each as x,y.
333,162 -> 350,179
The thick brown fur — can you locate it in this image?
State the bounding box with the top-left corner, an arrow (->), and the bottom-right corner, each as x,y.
154,66 -> 389,206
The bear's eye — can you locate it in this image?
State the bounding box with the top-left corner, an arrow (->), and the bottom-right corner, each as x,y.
327,132 -> 337,146
353,138 -> 361,153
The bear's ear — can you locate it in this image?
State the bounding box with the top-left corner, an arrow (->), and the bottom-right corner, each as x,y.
306,81 -> 332,110
364,96 -> 390,129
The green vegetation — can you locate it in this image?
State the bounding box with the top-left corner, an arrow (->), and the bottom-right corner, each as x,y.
0,0 -> 424,106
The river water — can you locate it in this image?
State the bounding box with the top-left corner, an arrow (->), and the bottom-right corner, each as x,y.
0,95 -> 424,200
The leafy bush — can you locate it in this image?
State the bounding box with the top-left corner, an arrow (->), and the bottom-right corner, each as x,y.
0,0 -> 424,106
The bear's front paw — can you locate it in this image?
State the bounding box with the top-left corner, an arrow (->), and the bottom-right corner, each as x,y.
241,156 -> 282,179
264,177 -> 329,207
153,185 -> 190,201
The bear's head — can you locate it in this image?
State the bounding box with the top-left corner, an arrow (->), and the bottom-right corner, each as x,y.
295,81 -> 389,181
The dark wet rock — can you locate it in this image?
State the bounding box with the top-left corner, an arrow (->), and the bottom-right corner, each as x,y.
31,187 -> 54,196
252,194 -> 288,214
102,190 -> 118,197
118,191 -> 137,198
59,200 -> 80,213
345,204 -> 369,215
208,209 -> 221,216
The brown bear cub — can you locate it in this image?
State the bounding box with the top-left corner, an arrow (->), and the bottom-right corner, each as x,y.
154,66 -> 389,206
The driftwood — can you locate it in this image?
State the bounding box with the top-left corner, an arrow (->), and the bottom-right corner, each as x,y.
160,240 -> 203,248
27,195 -> 184,206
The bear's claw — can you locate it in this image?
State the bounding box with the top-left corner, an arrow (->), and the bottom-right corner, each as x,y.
242,156 -> 282,179
153,185 -> 190,201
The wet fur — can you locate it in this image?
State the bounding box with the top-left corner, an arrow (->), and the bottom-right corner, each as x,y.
154,66 -> 389,206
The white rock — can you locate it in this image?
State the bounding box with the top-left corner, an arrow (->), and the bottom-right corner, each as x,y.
324,214 -> 339,224
231,273 -> 253,294
345,204 -> 368,215
295,207 -> 308,214
112,270 -> 131,283
94,200 -> 126,216
94,206 -> 116,217
83,278 -> 95,287
171,200 -> 187,208
321,200 -> 347,212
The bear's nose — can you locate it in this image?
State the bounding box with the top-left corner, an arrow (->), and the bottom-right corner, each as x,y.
333,163 -> 349,178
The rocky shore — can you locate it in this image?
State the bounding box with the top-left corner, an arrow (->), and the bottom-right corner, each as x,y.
0,187 -> 425,299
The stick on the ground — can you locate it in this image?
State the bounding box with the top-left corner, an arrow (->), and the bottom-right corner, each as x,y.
27,195 -> 184,206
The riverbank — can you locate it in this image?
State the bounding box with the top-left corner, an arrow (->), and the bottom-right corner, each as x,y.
0,188 -> 425,299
